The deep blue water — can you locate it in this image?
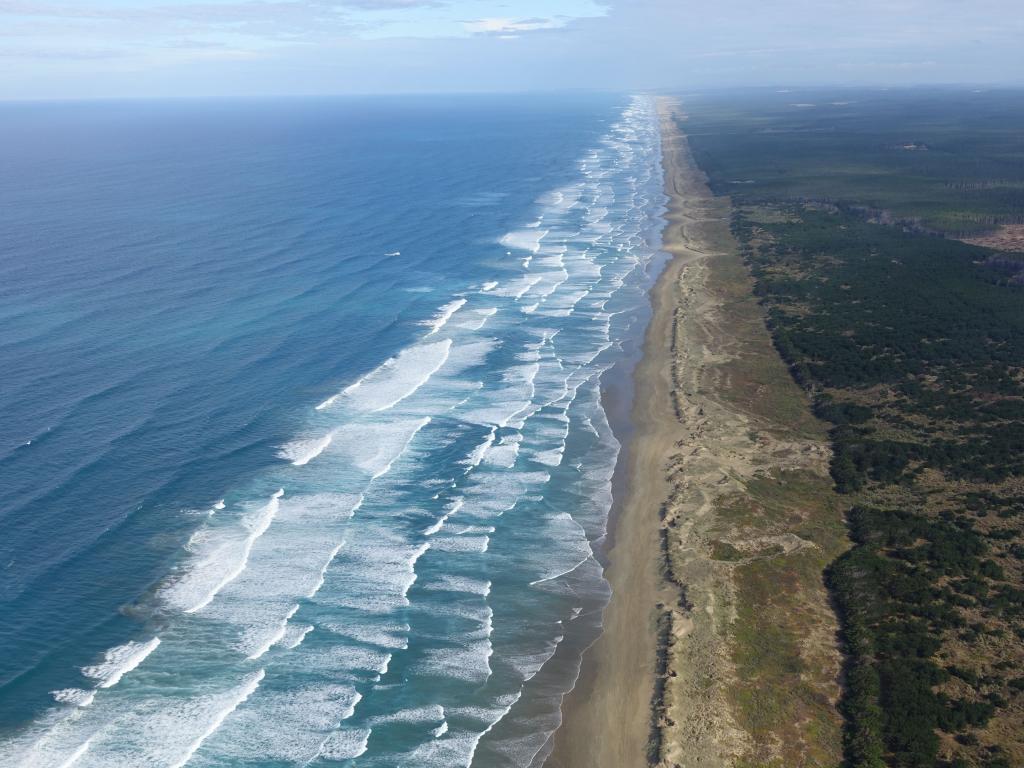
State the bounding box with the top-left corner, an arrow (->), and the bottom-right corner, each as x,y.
0,94 -> 665,766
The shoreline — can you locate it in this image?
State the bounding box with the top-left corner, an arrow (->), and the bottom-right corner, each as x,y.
546,97 -> 845,767
545,98 -> 708,768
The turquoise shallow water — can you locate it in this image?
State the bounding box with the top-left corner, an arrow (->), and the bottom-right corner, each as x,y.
0,93 -> 665,766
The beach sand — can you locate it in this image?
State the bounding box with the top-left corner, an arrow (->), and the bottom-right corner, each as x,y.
545,98 -> 716,768
546,98 -> 845,768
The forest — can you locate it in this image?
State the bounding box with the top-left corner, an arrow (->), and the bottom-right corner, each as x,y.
682,88 -> 1024,768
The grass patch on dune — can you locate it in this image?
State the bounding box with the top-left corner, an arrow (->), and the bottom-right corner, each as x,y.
703,243 -> 846,766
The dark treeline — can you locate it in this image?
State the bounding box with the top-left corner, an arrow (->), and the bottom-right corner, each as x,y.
738,207 -> 1024,768
681,90 -> 1024,768
683,88 -> 1024,236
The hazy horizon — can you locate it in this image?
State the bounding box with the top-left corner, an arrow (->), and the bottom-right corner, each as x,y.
4,0 -> 1024,100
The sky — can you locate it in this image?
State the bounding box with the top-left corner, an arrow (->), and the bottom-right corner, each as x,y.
2,0 -> 1023,98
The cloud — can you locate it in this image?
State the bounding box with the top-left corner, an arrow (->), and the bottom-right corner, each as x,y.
0,0 -> 1022,97
462,17 -> 560,36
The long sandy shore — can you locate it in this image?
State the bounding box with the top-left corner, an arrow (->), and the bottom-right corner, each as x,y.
545,98 -> 717,768
546,99 -> 844,768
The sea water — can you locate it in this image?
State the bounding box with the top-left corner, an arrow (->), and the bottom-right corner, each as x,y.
0,93 -> 665,766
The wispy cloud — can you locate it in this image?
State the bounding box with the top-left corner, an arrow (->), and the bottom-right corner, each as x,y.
0,0 -> 1020,97
461,16 -> 561,36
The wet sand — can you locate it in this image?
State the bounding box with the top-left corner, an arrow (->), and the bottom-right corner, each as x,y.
547,95 -> 845,768
545,98 -> 710,768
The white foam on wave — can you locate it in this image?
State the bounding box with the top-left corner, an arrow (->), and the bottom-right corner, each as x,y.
280,622 -> 314,650
463,428 -> 496,468
277,431 -> 334,466
81,637 -> 160,689
501,228 -> 548,254
194,492 -> 359,659
449,524 -> 495,535
532,445 -> 566,467
308,644 -> 393,678
416,607 -> 493,683
320,529 -> 432,614
510,633 -> 565,685
454,691 -> 524,767
457,306 -> 497,331
161,489 -> 283,614
247,604 -> 299,660
306,540 -> 345,598
424,298 -> 467,336
529,512 -> 594,586
420,574 -> 491,597
207,682 -> 364,765
318,339 -> 451,413
369,704 -> 444,727
371,417 -> 429,480
481,281 -> 498,292
315,727 -> 371,761
484,433 -> 521,468
55,739 -> 92,768
456,470 -> 548,524
323,620 -> 411,650
165,670 -> 265,768
424,497 -> 463,536
501,274 -> 548,303
429,534 -> 489,554
460,361 -> 539,429
51,689 -> 95,708
330,417 -> 432,482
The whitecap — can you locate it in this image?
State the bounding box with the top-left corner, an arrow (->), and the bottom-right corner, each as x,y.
462,427 -> 496,468
55,739 -> 92,768
51,689 -> 95,708
277,431 -> 333,466
316,727 -> 372,761
424,298 -> 467,336
334,417 -> 431,480
318,339 -> 451,412
161,489 -> 283,614
81,637 -> 160,689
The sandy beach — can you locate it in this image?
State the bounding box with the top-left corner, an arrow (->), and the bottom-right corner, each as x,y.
546,98 -> 718,768
547,98 -> 844,768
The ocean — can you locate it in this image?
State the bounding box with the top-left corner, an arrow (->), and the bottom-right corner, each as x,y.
0,93 -> 665,766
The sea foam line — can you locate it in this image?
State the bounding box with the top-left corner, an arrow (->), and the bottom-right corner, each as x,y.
424,497 -> 464,536
369,417 -> 431,480
424,298 -> 467,336
55,739 -> 92,768
279,432 -> 335,466
168,670 -> 265,768
81,637 -> 161,689
318,340 -> 452,413
185,489 -> 283,613
529,555 -> 590,586
462,428 -> 496,469
247,604 -> 300,660
51,689 -> 95,708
